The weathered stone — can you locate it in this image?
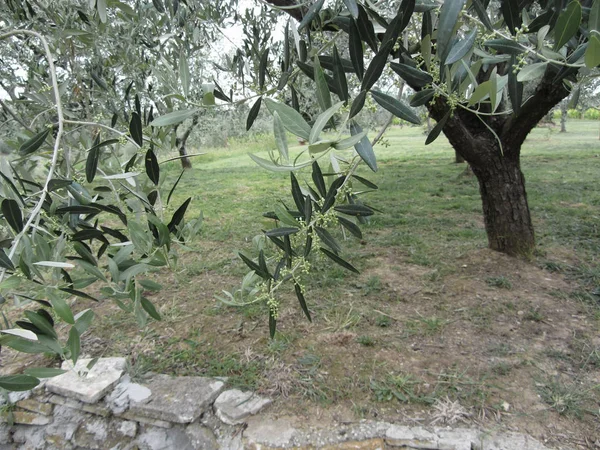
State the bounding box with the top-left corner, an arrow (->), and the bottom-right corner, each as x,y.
385,425 -> 439,448
243,417 -> 297,448
136,425 -> 194,450
106,374 -> 152,414
129,374 -> 224,424
185,422 -> 218,450
12,425 -> 46,449
213,389 -> 271,425
0,423 -> 11,445
45,357 -> 126,404
0,411 -> 53,426
436,427 -> 478,450
322,438 -> 385,449
72,416 -> 118,449
480,431 -> 551,450
44,403 -> 87,442
117,419 -> 139,438
16,398 -> 53,416
121,411 -> 173,428
47,393 -> 110,416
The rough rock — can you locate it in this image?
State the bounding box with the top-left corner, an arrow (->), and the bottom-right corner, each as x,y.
185,422 -> 219,450
47,393 -> 110,416
136,425 -> 193,450
117,419 -> 138,438
385,424 -> 438,447
106,374 -> 152,414
244,417 -> 297,447
213,389 -> 271,425
436,427 -> 479,450
129,374 -> 224,424
45,357 -> 126,404
16,398 -> 53,416
1,411 -> 52,426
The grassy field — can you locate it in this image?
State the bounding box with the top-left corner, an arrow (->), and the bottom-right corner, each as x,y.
64,120 -> 600,446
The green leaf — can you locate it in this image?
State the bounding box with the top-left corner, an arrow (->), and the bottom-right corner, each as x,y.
3,336 -> 53,354
517,62 -> 548,82
308,140 -> 334,154
484,39 -> 525,55
298,0 -> 325,31
167,170 -> 185,206
97,0 -> 107,23
337,216 -> 363,239
350,121 -> 377,172
425,109 -> 450,145
361,40 -> 394,92
74,309 -> 94,335
508,55 -> 522,116
249,154 -> 312,172
264,98 -> 311,141
332,45 -> 349,103
585,34 -> 600,68
202,83 -> 216,106
311,162 -> 327,198
265,227 -> 299,237
315,227 -> 341,253
141,297 -> 161,321
145,149 -> 160,185
294,283 -> 311,322
85,136 -> 100,183
410,89 -> 435,107
445,29 -> 477,65
0,375 -> 40,391
320,248 -> 359,274
59,287 -> 99,302
382,0 -> 415,46
152,0 -> 165,13
179,54 -> 191,97
500,0 -> 521,35
333,130 -> 368,150
349,90 -> 367,119
50,296 -> 75,324
24,368 -> 66,378
334,204 -> 374,216
1,199 -> 22,233
25,311 -> 57,338
290,172 -> 305,212
151,109 -> 198,127
554,0 -> 582,50
19,128 -> 50,156
68,327 -> 80,364
77,259 -> 108,282
259,49 -> 269,90
274,204 -> 301,227
273,112 -> 289,163
343,0 -> 359,18
246,97 -> 262,131
0,249 -> 14,271
356,5 -> 378,52
129,112 -> 143,147
468,80 -> 493,106
371,91 -> 421,125
351,175 -> 378,189
437,0 -> 467,63
349,20 -> 364,80
314,56 -> 332,112
167,197 -> 192,234
139,279 -> 163,291
390,62 -> 433,88
309,101 -> 344,144
471,0 -> 493,31
591,0 -> 600,32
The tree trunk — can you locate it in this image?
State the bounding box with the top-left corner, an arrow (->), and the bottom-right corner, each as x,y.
177,145 -> 193,169
454,151 -> 465,163
470,149 -> 535,256
560,104 -> 567,132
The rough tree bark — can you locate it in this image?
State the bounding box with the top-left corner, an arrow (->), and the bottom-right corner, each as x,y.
174,113 -> 200,169
425,72 -> 569,256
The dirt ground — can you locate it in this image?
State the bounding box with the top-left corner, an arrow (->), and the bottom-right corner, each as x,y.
1,244 -> 599,449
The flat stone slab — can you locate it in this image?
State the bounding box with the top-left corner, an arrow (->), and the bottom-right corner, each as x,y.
244,417 -> 298,447
213,389 -> 271,425
45,357 -> 126,404
129,374 -> 224,424
106,375 -> 152,414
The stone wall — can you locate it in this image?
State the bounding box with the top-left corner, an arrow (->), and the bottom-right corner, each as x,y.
0,357 -> 553,450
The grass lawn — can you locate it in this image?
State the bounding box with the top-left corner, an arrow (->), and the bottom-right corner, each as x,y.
11,119 -> 600,447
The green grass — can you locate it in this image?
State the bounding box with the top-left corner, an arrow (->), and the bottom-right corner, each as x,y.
88,119 -> 600,433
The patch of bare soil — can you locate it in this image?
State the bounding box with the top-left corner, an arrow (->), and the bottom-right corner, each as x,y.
2,245 -> 599,449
